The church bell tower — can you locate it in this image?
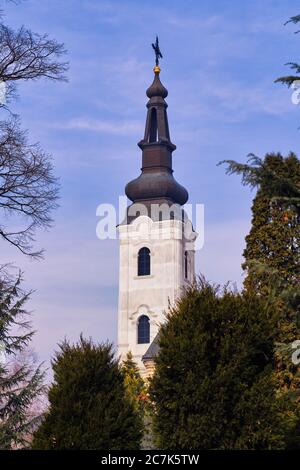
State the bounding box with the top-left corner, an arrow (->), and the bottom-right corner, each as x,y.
117,39 -> 197,374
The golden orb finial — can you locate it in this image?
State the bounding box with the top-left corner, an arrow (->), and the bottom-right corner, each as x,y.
153,65 -> 161,73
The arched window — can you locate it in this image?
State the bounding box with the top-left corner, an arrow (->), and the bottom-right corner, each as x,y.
184,251 -> 188,279
149,108 -> 158,142
137,315 -> 150,344
138,247 -> 150,276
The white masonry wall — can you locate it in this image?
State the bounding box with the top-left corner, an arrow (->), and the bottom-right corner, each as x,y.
117,214 -> 197,374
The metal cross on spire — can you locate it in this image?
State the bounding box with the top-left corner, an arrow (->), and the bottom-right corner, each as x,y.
151,36 -> 163,67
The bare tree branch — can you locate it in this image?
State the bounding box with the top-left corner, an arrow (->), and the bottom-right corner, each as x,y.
0,118 -> 59,257
0,4 -> 67,257
0,24 -> 68,82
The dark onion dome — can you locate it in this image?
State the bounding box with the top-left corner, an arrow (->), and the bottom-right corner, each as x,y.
146,68 -> 168,99
124,65 -> 188,219
125,169 -> 188,206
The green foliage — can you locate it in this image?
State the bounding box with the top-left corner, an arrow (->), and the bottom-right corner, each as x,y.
122,352 -> 147,415
244,154 -> 299,282
221,152 -> 300,299
150,280 -> 296,450
32,337 -> 143,450
284,15 -> 300,28
220,152 -> 300,213
0,267 -> 45,449
244,195 -> 299,294
275,14 -> 300,87
122,353 -> 155,450
221,152 -> 300,446
275,73 -> 300,88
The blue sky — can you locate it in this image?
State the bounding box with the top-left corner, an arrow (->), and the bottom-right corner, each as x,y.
1,0 -> 300,375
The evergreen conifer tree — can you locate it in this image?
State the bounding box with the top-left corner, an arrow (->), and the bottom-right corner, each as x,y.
122,352 -> 147,415
150,281 -> 297,450
221,152 -> 300,446
275,14 -> 300,88
240,153 -> 300,294
0,268 -> 44,449
32,337 -> 143,450
122,352 -> 155,449
221,153 -> 300,339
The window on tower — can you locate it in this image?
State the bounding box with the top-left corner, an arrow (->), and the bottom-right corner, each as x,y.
138,247 -> 150,276
149,108 -> 158,142
137,315 -> 150,344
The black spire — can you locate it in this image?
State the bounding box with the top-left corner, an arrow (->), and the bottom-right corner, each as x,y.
124,43 -> 188,221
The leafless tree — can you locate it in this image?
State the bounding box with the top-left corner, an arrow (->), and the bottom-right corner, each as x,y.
0,120 -> 59,257
0,6 -> 68,258
0,25 -> 67,106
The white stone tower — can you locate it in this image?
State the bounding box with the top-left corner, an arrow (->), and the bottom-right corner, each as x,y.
117,48 -> 197,375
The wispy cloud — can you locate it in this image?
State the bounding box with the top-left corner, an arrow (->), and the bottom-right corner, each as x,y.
203,79 -> 292,119
165,14 -> 221,30
168,74 -> 292,130
62,117 -> 143,135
